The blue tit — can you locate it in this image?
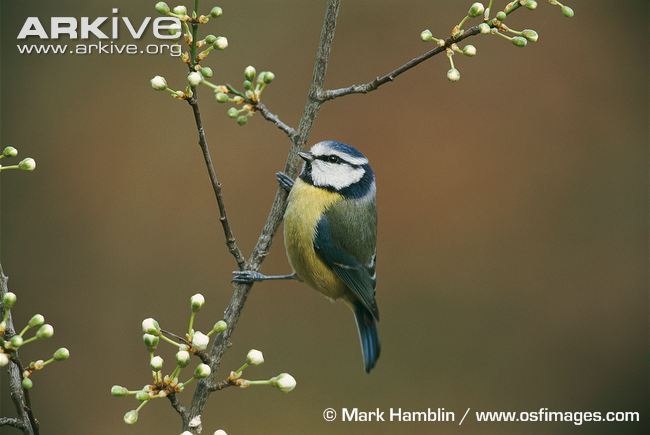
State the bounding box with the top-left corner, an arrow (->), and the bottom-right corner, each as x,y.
234,140 -> 380,373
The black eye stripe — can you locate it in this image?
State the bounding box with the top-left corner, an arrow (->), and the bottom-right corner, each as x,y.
314,154 -> 361,167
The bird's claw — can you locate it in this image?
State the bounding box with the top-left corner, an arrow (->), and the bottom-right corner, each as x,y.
232,270 -> 264,283
276,172 -> 294,193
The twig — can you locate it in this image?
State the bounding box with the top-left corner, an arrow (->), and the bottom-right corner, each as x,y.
186,95 -> 246,270
167,393 -> 190,428
254,103 -> 296,139
208,379 -> 234,392
1,265 -> 39,435
0,417 -> 25,430
319,26 -> 481,101
183,1 -> 342,432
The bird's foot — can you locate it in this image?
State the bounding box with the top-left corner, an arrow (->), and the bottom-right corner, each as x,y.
276,172 -> 294,193
232,271 -> 297,283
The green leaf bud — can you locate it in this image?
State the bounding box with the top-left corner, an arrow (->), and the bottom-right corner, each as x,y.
53,347 -> 70,361
561,6 -> 574,17
200,67 -> 213,78
227,108 -> 239,118
236,116 -> 249,126
244,66 -> 257,81
135,390 -> 150,401
155,2 -> 170,15
205,35 -> 217,44
215,93 -> 229,103
143,333 -> 159,350
523,0 -> 538,9
28,314 -> 45,328
522,29 -> 539,42
210,6 -> 223,18
172,5 -> 187,15
2,146 -> 18,157
22,377 -> 33,390
123,410 -> 139,425
468,2 -> 485,17
496,11 -> 506,21
261,71 -> 275,84
111,385 -> 130,396
10,335 -> 24,348
511,36 -> 528,47
36,324 -> 54,339
212,320 -> 227,334
2,292 -> 17,309
420,29 -> 434,42
243,80 -> 253,90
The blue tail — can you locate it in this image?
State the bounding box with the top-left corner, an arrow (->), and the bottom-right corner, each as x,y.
353,301 -> 380,373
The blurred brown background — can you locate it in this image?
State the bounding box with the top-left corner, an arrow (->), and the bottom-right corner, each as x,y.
1,1 -> 647,434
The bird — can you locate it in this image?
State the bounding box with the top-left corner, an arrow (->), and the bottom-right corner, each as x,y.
233,140 -> 380,373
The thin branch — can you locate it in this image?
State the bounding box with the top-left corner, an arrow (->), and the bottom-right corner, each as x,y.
319,26 -> 481,101
183,0 -> 342,432
254,103 -> 296,139
208,379 -> 234,392
167,393 -> 190,428
0,417 -> 25,430
186,95 -> 246,270
1,265 -> 38,435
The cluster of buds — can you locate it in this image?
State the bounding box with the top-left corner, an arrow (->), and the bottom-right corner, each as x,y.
226,349 -> 297,393
111,293 -> 228,425
0,146 -> 36,173
217,66 -> 276,126
0,292 -> 70,389
419,0 -> 573,82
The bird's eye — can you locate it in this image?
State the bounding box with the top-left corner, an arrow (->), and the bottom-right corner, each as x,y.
327,155 -> 341,163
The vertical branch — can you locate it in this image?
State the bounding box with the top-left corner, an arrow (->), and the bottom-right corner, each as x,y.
1,264 -> 38,435
184,0 -> 341,431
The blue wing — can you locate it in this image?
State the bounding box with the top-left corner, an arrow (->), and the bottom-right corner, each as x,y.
314,215 -> 379,320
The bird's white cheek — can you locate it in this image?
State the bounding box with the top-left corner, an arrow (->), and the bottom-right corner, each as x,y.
311,162 -> 364,190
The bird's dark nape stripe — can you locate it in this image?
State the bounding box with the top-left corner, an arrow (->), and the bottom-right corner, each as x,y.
353,300 -> 380,373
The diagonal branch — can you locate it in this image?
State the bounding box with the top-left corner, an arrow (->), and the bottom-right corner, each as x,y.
167,393 -> 190,428
254,104 -> 296,139
1,265 -> 39,435
184,0 -> 342,432
0,417 -> 25,430
186,95 -> 246,270
319,26 -> 481,101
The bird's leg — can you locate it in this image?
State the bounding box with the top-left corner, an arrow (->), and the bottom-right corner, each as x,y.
276,172 -> 294,193
232,271 -> 298,283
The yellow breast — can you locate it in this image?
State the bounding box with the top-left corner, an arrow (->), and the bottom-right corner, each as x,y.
284,178 -> 348,300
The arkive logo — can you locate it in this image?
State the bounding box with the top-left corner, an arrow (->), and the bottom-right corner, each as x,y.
17,8 -> 181,40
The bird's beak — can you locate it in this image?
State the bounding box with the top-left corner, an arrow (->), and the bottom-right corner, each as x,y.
298,151 -> 314,162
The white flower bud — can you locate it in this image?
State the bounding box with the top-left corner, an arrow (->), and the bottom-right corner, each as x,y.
181,432 -> 193,435
2,292 -> 17,308
478,23 -> 490,34
190,293 -> 205,312
187,72 -> 203,87
468,2 -> 485,17
53,347 -> 70,361
142,318 -> 160,335
522,29 -> 539,42
214,431 -> 228,435
150,355 -> 164,371
0,353 -> 9,367
463,45 -> 477,56
246,349 -> 264,366
512,36 -> 528,47
36,324 -> 54,339
176,350 -> 191,368
123,410 -> 138,425
214,36 -> 228,50
194,363 -> 211,378
143,333 -> 159,349
2,146 -> 18,157
200,67 -> 214,78
523,0 -> 538,10
191,331 -> 209,350
244,65 -> 256,81
172,5 -> 188,15
447,68 -> 461,82
10,335 -> 23,348
210,6 -> 223,18
150,75 -> 168,91
18,158 -> 36,171
420,29 -> 433,42
28,314 -> 45,328
272,373 -> 296,393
